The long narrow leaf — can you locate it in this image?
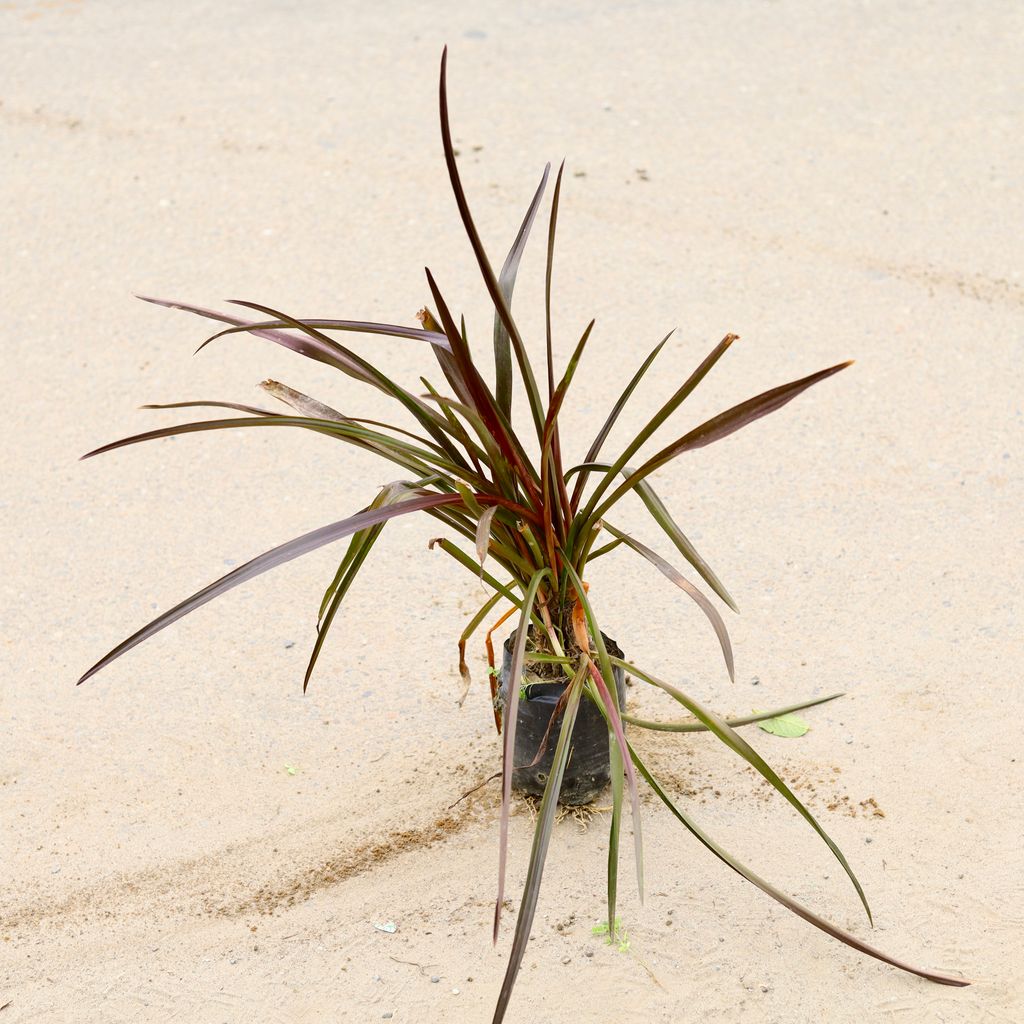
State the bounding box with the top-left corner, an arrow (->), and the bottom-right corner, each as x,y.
572,333 -> 737,552
227,298 -> 474,471
594,360 -> 854,525
606,704 -> 625,943
629,475 -> 737,612
424,269 -> 542,495
615,657 -> 871,923
438,48 -> 546,441
420,376 -> 487,467
560,560 -> 644,908
494,568 -> 552,941
138,295 -> 379,386
542,319 -> 594,441
77,493 -> 464,684
544,162 -> 565,400
141,294 -> 448,350
428,537 -> 542,630
142,399 -> 273,416
623,691 -> 843,732
568,330 -> 671,512
262,379 -> 456,458
542,162 -> 575,529
305,524 -> 382,691
566,462 -> 736,610
494,165 -> 551,416
417,307 -> 476,409
81,415 -> 475,489
319,480 -> 442,624
202,315 -> 450,350
492,668 -> 585,1023
539,319 -> 595,556
603,523 -> 734,682
305,482 -> 415,690
630,745 -> 968,987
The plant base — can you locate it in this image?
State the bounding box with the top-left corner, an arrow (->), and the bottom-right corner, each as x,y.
498,631 -> 627,806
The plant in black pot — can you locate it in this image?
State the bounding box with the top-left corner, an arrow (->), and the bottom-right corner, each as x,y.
79,48 -> 967,1023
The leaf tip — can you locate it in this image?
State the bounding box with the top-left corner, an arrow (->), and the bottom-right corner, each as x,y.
76,663 -> 99,686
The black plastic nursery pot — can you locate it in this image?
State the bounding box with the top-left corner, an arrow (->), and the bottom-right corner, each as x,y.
498,631 -> 627,806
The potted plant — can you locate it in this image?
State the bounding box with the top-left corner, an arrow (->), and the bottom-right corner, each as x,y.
79,48 -> 967,1022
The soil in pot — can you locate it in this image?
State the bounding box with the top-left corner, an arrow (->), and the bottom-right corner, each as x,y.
497,630 -> 627,806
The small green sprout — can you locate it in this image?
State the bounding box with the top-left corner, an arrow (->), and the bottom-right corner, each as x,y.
592,918 -> 630,952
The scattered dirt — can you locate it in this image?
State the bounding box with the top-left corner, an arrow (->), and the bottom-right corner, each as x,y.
212,793 -> 495,919
1,784 -> 498,933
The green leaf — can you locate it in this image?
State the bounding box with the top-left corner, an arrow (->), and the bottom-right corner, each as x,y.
494,165 -> 550,416
572,333 -> 737,549
78,492 -> 465,685
623,692 -> 843,732
568,330 -> 671,513
306,482 -> 416,691
493,568 -> 553,942
592,359 -> 854,527
756,711 -> 811,738
560,560 -> 644,908
614,656 -> 871,924
630,744 -> 968,987
602,523 -> 734,683
491,666 -> 585,1024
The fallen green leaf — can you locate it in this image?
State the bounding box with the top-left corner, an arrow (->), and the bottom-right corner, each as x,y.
756,711 -> 810,738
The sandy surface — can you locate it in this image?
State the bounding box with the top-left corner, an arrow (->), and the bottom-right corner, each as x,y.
3,2 -> 1022,1021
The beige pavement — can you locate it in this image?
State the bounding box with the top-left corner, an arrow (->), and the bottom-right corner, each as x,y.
2,2 -> 1022,1021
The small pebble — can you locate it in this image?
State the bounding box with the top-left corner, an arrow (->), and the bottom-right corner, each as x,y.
865,837 -> 873,844
451,987 -> 460,995
584,949 -> 594,958
430,975 -> 440,984
761,985 -> 770,993
382,1014 -> 393,1020
561,955 -> 571,965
